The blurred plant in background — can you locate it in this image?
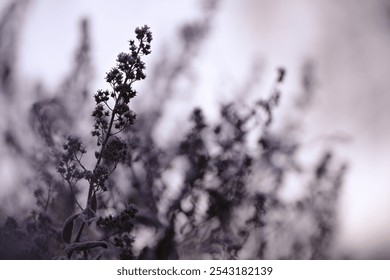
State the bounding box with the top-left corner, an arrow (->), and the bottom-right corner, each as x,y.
0,0 -> 346,259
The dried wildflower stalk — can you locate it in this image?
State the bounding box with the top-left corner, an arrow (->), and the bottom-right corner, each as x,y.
57,25 -> 152,259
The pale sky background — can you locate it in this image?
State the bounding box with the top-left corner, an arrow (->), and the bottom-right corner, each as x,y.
1,0 -> 390,258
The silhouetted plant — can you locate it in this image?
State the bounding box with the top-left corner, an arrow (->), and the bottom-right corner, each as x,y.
0,0 -> 347,260
55,25 -> 152,259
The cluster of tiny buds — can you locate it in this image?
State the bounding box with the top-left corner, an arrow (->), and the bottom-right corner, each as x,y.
91,25 -> 152,148
57,136 -> 87,181
96,204 -> 138,232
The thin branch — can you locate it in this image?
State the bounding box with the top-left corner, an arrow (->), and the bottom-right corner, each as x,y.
65,179 -> 84,211
74,152 -> 88,172
103,100 -> 114,111
111,120 -> 130,136
43,186 -> 53,213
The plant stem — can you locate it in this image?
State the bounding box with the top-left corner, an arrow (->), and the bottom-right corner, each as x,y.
70,39 -> 145,256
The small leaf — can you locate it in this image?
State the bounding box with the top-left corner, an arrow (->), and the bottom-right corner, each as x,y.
65,241 -> 108,252
61,213 -> 80,243
90,194 -> 97,213
81,207 -> 96,223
